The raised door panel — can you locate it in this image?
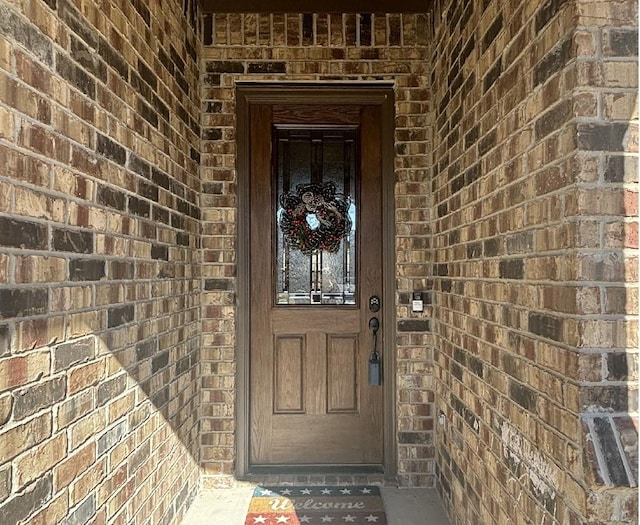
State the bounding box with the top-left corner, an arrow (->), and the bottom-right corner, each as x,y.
273,335 -> 305,414
270,416 -> 363,464
327,335 -> 359,413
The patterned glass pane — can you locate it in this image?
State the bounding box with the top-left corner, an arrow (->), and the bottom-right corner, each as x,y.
275,128 -> 357,305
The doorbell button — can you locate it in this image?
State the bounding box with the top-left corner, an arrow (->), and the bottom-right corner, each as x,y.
412,292 -> 424,312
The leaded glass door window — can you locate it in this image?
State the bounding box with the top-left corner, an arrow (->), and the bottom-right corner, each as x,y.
275,128 -> 358,306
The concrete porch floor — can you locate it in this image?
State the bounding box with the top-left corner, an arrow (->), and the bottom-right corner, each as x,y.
182,486 -> 450,524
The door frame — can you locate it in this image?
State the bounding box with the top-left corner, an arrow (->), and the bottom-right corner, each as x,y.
235,84 -> 397,480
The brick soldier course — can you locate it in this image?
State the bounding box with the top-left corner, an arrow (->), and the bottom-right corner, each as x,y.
0,1 -> 637,525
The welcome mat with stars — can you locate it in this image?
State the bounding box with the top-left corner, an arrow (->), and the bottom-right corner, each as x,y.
244,486 -> 387,525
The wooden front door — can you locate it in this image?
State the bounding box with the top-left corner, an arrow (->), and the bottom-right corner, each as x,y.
248,101 -> 384,468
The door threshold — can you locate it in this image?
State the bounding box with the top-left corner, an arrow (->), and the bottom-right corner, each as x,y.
244,465 -> 384,481
240,465 -> 395,486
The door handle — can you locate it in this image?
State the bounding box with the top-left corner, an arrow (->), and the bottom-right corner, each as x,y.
368,317 -> 381,386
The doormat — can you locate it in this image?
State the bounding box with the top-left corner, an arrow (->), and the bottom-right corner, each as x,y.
244,485 -> 387,524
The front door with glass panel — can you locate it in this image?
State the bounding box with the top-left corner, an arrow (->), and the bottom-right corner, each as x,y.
249,103 -> 383,467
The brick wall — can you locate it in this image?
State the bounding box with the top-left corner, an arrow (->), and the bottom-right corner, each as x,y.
0,0 -> 201,523
430,0 -> 638,523
199,13 -> 435,487
1,0 -> 636,522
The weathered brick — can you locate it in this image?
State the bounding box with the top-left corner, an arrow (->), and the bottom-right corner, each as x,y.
14,255 -> 67,283
107,305 -> 134,328
205,61 -> 244,73
53,337 -> 96,372
0,5 -> 52,63
70,35 -> 107,82
0,412 -> 51,463
499,259 -> 524,279
535,99 -> 572,140
0,392 -> 11,426
398,320 -> 431,332
581,386 -> 633,413
136,338 -> 158,361
26,493 -> 69,525
509,381 -> 538,412
534,38 -> 572,87
15,433 -> 67,489
69,259 -> 106,281
577,123 -> 634,152
0,105 -> 14,139
152,350 -> 169,373
96,134 -> 126,165
528,313 -> 563,341
0,473 -> 52,525
66,493 -> 96,525
247,62 -> 286,74
482,13 -> 503,51
96,39 -> 128,80
97,185 -> 126,211
0,464 -> 10,504
151,244 -> 169,261
478,129 -> 497,155
53,228 -> 93,253
56,53 -> 95,98
0,288 -> 48,319
56,390 -> 94,428
109,261 -> 134,280
55,441 -> 95,490
604,29 -> 639,57
69,458 -> 106,507
0,216 -> 48,250
97,421 -> 126,455
535,0 -> 569,33
96,374 -> 127,406
128,195 -> 151,218
0,351 -> 51,392
13,377 -> 66,420
59,0 -> 99,48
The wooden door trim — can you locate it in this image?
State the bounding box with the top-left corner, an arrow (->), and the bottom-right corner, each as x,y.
236,84 -> 396,480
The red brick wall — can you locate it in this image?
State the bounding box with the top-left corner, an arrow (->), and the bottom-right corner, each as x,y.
430,0 -> 638,523
0,0 -> 201,522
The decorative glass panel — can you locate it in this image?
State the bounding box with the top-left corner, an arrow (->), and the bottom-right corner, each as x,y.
275,128 -> 357,305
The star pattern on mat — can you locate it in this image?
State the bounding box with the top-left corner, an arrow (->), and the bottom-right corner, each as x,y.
246,486 -> 386,525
